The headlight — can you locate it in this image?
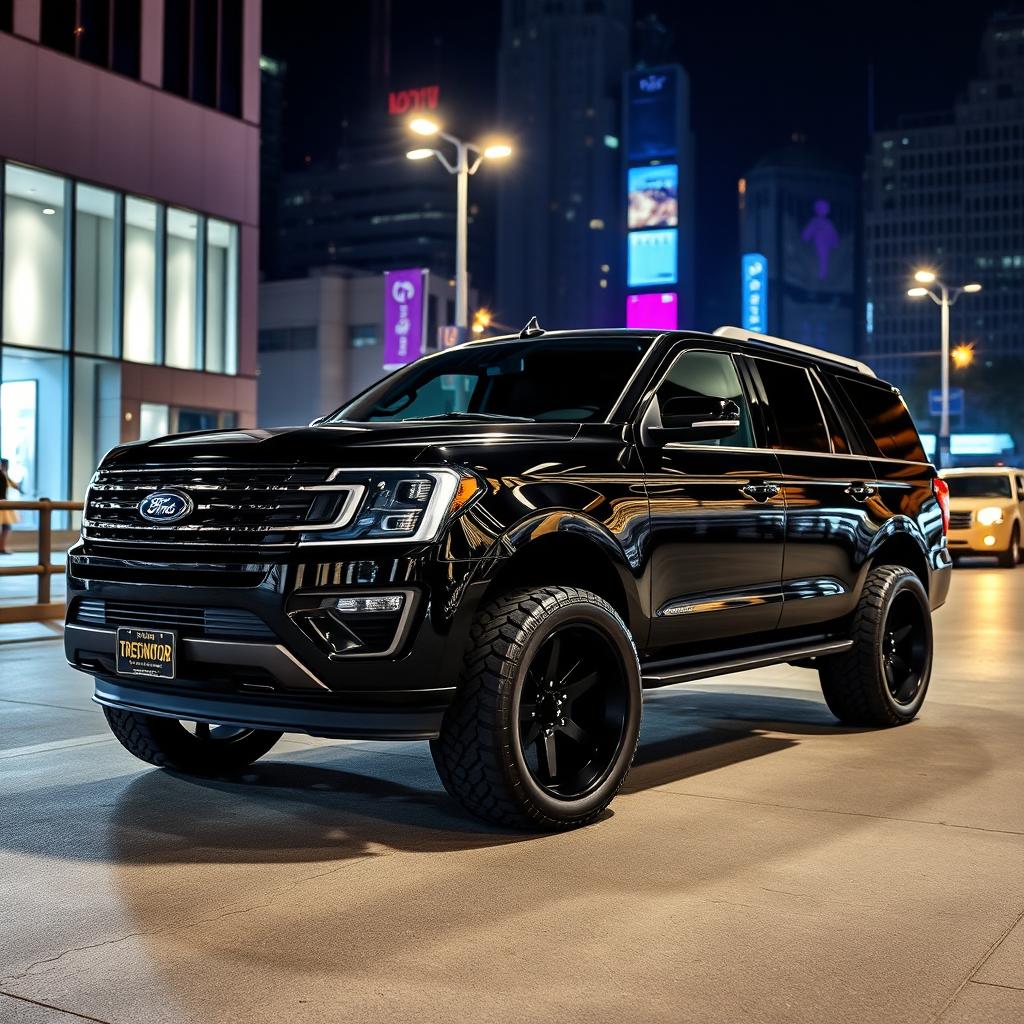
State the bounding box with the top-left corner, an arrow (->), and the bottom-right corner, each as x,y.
977,506 -> 1004,526
299,468 -> 481,545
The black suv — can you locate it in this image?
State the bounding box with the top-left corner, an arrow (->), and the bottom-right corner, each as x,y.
65,325 -> 952,830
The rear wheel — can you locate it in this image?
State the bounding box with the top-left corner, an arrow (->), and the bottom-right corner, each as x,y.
997,525 -> 1020,568
103,707 -> 282,775
818,565 -> 932,726
431,586 -> 642,831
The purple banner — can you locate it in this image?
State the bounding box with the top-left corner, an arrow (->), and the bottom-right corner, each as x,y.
383,268 -> 427,370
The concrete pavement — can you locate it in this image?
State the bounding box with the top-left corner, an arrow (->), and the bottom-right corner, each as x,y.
1,563 -> 1022,1023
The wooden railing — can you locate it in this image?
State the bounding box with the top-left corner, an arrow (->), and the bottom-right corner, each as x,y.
0,499 -> 82,624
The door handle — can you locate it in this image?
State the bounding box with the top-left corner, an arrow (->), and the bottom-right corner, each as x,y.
845,482 -> 877,502
740,483 -> 780,503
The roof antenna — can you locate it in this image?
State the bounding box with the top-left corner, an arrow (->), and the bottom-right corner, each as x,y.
520,316 -> 544,339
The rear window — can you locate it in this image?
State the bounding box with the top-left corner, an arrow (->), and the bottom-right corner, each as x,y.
836,377 -> 927,463
945,476 -> 1012,499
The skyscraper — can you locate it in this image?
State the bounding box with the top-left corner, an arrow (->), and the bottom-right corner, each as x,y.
738,138 -> 858,356
496,0 -> 631,330
862,10 -> 1024,417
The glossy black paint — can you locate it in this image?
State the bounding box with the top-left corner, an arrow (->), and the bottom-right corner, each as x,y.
65,328 -> 952,739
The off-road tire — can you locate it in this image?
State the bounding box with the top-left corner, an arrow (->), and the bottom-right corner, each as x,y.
431,586 -> 642,831
997,525 -> 1020,568
103,707 -> 282,775
818,565 -> 932,727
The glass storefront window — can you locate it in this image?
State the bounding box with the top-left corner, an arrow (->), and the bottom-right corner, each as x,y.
2,164 -> 68,350
205,219 -> 238,374
74,185 -> 118,356
123,196 -> 159,363
165,207 -> 200,369
139,401 -> 170,441
72,356 -> 122,501
1,345 -> 70,528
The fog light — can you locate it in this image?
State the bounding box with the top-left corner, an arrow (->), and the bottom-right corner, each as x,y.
333,594 -> 404,614
983,535 -> 997,547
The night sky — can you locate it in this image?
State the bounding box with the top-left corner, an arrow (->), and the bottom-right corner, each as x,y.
262,0 -> 1009,326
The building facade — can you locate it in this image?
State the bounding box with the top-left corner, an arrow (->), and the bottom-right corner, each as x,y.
739,139 -> 859,357
0,0 -> 261,524
496,0 -> 630,329
862,10 -> 1024,411
258,269 -> 468,428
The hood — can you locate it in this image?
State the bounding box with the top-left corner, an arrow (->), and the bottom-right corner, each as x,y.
104,421 -> 583,471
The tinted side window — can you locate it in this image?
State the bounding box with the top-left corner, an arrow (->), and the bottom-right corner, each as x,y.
837,377 -> 927,463
652,350 -> 754,447
754,359 -> 831,453
810,373 -> 850,454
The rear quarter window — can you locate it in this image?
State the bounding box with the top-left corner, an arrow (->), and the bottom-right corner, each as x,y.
835,376 -> 927,463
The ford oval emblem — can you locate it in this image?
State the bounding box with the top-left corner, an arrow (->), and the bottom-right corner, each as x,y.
138,490 -> 193,524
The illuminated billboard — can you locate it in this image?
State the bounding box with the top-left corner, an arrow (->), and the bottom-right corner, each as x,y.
628,69 -> 678,161
628,165 -> 678,230
741,253 -> 767,332
626,292 -> 678,330
628,229 -> 678,288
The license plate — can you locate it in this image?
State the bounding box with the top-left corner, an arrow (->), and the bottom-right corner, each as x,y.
115,627 -> 176,679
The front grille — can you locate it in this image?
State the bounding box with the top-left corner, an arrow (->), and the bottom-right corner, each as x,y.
82,464 -> 361,548
74,598 -> 275,640
949,510 -> 973,530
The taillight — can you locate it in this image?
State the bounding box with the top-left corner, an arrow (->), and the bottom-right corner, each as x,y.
933,477 -> 950,535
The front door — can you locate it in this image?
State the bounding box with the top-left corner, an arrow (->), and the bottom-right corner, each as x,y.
637,347 -> 786,652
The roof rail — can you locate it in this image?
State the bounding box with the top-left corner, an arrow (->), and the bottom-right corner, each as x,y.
713,326 -> 876,377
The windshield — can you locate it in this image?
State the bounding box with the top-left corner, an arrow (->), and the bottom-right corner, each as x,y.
330,337 -> 653,423
945,475 -> 1012,499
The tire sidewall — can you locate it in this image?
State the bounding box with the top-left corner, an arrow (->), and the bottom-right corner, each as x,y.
874,571 -> 933,721
501,596 -> 642,822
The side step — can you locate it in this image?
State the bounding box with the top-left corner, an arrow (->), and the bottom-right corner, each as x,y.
641,636 -> 854,688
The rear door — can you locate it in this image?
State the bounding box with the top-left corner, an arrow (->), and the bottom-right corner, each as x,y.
637,345 -> 786,651
745,356 -> 883,630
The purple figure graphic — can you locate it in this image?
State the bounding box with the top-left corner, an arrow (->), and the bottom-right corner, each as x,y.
802,199 -> 839,280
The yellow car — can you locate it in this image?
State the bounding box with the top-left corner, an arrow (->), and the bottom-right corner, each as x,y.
941,467 -> 1024,568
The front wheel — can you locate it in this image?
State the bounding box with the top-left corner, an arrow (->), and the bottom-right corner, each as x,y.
997,525 -> 1020,568
431,586 -> 642,831
818,565 -> 933,727
103,707 -> 282,775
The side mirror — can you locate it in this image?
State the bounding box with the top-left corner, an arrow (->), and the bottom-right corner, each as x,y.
648,396 -> 741,444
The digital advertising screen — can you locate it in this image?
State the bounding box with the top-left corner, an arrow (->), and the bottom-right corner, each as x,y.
628,164 -> 678,230
741,253 -> 768,332
628,229 -> 678,288
627,68 -> 678,162
626,292 -> 678,330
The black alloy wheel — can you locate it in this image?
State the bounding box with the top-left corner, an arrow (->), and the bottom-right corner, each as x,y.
517,623 -> 630,799
881,590 -> 929,706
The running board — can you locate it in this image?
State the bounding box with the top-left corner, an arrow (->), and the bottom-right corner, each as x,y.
641,637 -> 854,688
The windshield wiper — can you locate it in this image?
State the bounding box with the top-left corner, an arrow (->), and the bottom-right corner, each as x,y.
404,411 -> 535,423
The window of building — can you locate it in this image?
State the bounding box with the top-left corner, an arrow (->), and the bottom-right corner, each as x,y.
138,401 -> 170,441
39,0 -> 141,77
71,355 -> 121,520
165,207 -> 200,369
74,184 -> 118,356
2,164 -> 68,351
258,326 -> 316,352
163,0 -> 244,117
205,219 -> 237,373
754,358 -> 831,454
349,325 -> 377,349
1,0 -> 13,33
123,196 -> 159,363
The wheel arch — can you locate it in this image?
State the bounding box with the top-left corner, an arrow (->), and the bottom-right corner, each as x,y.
867,522 -> 931,594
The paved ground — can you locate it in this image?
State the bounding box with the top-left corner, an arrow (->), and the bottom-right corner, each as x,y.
1,562 -> 1022,1024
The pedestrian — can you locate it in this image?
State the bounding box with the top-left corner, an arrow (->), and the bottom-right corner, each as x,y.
0,457 -> 22,554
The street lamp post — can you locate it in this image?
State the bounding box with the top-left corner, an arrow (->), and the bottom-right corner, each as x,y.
906,270 -> 982,468
406,117 -> 511,335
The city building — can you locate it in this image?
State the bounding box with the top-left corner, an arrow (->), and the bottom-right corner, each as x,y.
738,138 -> 858,357
862,9 -> 1024,423
258,268 -> 469,427
259,52 -> 286,279
496,0 -> 630,329
623,62 -> 695,331
0,0 -> 261,526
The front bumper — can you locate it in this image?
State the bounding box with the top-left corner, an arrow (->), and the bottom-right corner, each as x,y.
948,518 -> 1015,555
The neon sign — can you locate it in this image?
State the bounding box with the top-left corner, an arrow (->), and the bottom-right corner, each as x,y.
741,253 -> 767,332
388,86 -> 440,116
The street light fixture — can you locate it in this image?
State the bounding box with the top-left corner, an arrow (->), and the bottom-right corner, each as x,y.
405,118 -> 512,334
906,270 -> 983,468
